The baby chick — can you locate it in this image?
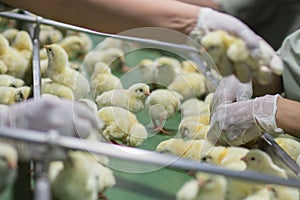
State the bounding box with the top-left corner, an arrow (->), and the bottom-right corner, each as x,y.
90,62 -> 123,97
179,116 -> 210,140
58,34 -> 88,60
98,106 -> 148,146
0,86 -> 31,105
243,187 -> 274,200
45,43 -> 90,99
137,56 -> 182,89
96,83 -> 150,114
168,72 -> 207,102
275,137 -> 300,161
39,25 -> 63,46
202,146 -> 249,171
0,60 -> 7,74
145,89 -> 182,134
0,74 -> 24,87
180,98 -> 210,119
0,34 -> 30,79
176,172 -> 227,200
51,151 -> 115,200
242,149 -> 287,178
11,30 -> 33,60
242,149 -> 299,200
181,60 -> 199,73
83,47 -> 128,76
156,138 -> 208,161
2,28 -> 19,44
41,78 -> 74,100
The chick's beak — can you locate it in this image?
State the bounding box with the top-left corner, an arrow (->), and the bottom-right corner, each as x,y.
144,91 -> 150,96
241,156 -> 247,163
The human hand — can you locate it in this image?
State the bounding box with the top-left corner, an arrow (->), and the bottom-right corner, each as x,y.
5,98 -> 101,138
189,8 -> 284,84
1,98 -> 102,160
210,75 -> 252,111
208,94 -> 284,146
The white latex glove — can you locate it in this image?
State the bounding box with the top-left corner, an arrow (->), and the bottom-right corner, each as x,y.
210,75 -> 253,111
0,98 -> 102,160
189,8 -> 284,84
208,94 -> 284,146
5,98 -> 101,138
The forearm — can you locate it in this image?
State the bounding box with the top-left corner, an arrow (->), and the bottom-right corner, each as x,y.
175,0 -> 220,10
3,0 -> 200,36
276,97 -> 300,138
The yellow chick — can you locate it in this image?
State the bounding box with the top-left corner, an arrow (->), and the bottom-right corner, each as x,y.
51,151 -> 115,200
242,149 -> 287,178
0,86 -> 31,105
154,56 -> 182,86
90,62 -> 123,97
176,172 -> 227,200
98,106 -> 148,146
95,37 -> 126,51
200,30 -> 233,76
11,30 -> 33,60
145,89 -> 182,134
45,44 -> 90,99
41,78 -> 74,100
83,47 -> 128,76
168,72 -> 207,102
58,34 -> 89,60
0,142 -> 18,200
0,34 -> 30,79
243,187 -> 274,200
0,60 -> 7,74
0,74 -> 24,87
180,98 -> 210,119
96,83 -> 150,113
156,138 -> 208,161
202,146 -> 249,171
2,28 -> 19,44
181,60 -> 199,73
39,25 -> 63,46
242,149 -> 299,200
275,137 -> 300,161
137,56 -> 182,89
179,116 -> 210,140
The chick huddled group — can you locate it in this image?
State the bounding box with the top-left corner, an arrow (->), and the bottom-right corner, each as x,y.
0,28 -> 32,105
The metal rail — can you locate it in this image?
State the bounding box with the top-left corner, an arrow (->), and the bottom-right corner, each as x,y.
0,127 -> 300,188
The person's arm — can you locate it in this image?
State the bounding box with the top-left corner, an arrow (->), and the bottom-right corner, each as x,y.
276,97 -> 300,138
3,0 -> 200,36
174,0 -> 220,10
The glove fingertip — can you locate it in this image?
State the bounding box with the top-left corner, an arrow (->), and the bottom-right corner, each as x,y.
270,55 -> 284,75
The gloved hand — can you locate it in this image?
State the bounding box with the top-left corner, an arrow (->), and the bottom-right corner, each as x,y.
0,98 -> 102,161
210,75 -> 253,111
208,94 -> 284,146
189,8 -> 284,84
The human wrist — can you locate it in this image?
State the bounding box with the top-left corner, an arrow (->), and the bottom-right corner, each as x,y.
253,94 -> 284,134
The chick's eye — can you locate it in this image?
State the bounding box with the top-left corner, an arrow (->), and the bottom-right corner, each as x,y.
251,157 -> 255,161
139,89 -> 143,92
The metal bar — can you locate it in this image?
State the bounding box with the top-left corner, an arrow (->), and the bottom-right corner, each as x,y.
0,11 -> 198,53
0,127 -> 300,188
31,16 -> 42,99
